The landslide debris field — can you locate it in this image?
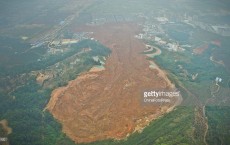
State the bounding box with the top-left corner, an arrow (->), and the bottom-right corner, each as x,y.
46,23 -> 181,143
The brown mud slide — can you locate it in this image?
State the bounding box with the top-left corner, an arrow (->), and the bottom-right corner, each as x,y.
46,23 -> 182,143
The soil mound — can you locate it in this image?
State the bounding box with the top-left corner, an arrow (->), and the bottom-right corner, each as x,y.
46,23 -> 181,143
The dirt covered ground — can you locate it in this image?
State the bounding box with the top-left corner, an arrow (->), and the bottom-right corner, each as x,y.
46,22 -> 181,143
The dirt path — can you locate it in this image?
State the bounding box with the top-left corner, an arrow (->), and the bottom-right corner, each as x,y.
0,119 -> 12,135
203,105 -> 209,145
210,56 -> 225,66
146,46 -> 174,89
145,46 -> 162,58
146,46 -> 182,112
46,23 -> 181,143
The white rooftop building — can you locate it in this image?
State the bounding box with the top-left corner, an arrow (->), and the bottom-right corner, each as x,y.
156,17 -> 169,23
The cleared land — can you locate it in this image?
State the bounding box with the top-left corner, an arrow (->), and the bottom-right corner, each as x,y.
46,23 -> 181,143
0,119 -> 12,135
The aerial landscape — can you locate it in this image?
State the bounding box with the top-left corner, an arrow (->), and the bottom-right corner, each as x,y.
0,0 -> 230,145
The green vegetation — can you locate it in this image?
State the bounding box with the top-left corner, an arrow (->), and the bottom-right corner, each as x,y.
163,23 -> 193,44
153,43 -> 228,105
0,39 -> 110,77
148,39 -> 230,145
206,106 -> 230,145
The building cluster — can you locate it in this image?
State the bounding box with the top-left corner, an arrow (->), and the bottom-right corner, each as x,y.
136,8 -> 230,53
183,13 -> 230,36
136,19 -> 185,52
46,32 -> 93,55
88,14 -> 134,25
51,39 -> 79,46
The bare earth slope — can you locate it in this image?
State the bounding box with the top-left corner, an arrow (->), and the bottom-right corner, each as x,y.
46,23 -> 181,143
